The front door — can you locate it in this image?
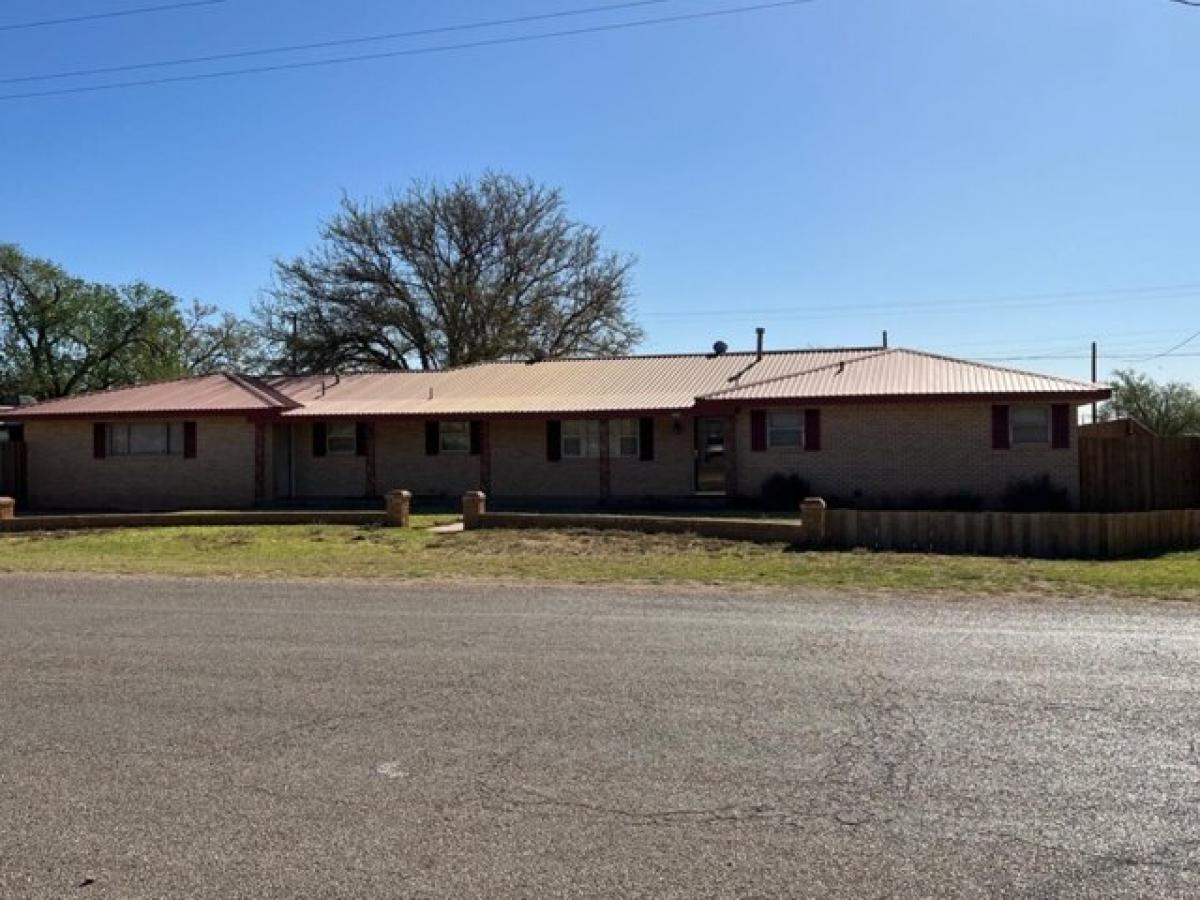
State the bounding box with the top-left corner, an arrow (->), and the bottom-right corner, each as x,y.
694,417 -> 728,493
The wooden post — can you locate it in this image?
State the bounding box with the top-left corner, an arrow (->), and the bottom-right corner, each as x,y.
0,496 -> 14,523
385,490 -> 411,528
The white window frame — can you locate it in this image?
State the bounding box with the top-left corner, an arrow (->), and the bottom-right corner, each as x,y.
562,419 -> 601,459
107,422 -> 182,457
326,422 -> 358,456
439,421 -> 471,455
767,411 -> 804,449
1010,405 -> 1051,447
610,419 -> 640,459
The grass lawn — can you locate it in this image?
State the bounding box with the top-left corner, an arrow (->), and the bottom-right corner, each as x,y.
1,516 -> 1198,599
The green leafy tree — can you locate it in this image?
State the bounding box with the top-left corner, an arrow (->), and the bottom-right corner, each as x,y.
256,173 -> 642,372
0,244 -> 253,399
1099,369 -> 1200,436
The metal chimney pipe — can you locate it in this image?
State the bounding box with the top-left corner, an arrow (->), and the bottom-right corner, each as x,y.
755,327 -> 765,361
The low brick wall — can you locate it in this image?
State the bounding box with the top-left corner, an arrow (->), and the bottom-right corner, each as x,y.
473,511 -> 814,546
0,509 -> 386,533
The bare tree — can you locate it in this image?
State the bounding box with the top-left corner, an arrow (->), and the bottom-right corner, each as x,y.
256,173 -> 642,372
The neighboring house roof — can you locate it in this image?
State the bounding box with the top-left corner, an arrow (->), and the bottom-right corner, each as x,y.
9,373 -> 300,419
7,346 -> 1112,420
700,348 -> 1109,404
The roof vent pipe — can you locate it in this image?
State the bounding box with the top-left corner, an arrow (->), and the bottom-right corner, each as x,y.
755,327 -> 765,361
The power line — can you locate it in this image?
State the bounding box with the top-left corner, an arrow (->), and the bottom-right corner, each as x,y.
0,0 -> 225,33
1130,328 -> 1200,362
641,284 -> 1200,322
0,0 -> 817,102
0,0 -> 679,86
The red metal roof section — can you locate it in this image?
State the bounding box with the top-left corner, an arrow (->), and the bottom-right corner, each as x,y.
8,373 -> 300,418
699,348 -> 1111,403
7,346 -> 1111,420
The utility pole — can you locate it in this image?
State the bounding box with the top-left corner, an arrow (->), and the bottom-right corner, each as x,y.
1091,341 -> 1098,424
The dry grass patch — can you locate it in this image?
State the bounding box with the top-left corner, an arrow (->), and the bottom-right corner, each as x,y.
0,521 -> 1198,599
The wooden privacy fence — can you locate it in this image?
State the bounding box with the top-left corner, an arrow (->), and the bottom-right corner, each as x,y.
1080,435 -> 1200,512
824,508 -> 1200,559
0,442 -> 26,506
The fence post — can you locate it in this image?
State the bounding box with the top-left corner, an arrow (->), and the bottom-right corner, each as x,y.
463,491 -> 487,530
385,489 -> 412,528
0,496 -> 14,527
801,497 -> 827,544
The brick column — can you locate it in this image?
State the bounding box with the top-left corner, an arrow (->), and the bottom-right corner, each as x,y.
385,489 -> 411,527
480,421 -> 493,494
801,497 -> 827,543
253,422 -> 267,504
598,419 -> 612,501
463,491 -> 487,529
723,414 -> 739,501
366,423 -> 378,497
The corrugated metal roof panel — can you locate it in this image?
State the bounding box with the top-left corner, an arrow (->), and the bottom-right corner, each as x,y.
9,346 -> 1110,419
702,348 -> 1109,401
11,373 -> 297,418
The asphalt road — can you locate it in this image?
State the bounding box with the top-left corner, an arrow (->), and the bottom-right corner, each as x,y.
2,576 -> 1199,898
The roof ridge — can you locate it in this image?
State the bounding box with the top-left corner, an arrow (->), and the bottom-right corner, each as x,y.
890,347 -> 1105,388
454,346 -> 886,367
699,349 -> 893,399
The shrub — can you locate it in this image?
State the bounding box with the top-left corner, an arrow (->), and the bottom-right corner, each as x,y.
761,473 -> 811,512
1001,474 -> 1072,512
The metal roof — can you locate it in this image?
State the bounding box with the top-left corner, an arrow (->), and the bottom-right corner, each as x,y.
700,349 -> 1110,403
9,373 -> 299,418
273,349 -> 880,418
8,346 -> 1111,420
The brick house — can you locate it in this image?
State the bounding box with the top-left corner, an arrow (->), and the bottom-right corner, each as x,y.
6,345 -> 1110,512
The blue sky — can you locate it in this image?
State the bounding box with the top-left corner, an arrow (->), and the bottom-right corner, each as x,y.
1,0 -> 1198,387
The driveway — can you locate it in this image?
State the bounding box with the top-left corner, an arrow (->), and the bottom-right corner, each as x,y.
1,575 -> 1198,898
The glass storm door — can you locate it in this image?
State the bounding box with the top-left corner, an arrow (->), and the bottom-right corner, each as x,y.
694,417 -> 728,493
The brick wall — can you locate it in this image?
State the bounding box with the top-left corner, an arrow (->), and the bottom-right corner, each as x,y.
735,402 -> 1081,508
489,419 -> 601,499
375,421 -> 483,497
292,422 -> 368,498
609,416 -> 694,499
25,417 -> 256,511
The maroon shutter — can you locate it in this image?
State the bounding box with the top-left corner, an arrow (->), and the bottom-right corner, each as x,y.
93,423 -> 107,459
546,421 -> 562,462
1051,404 -> 1071,449
312,422 -> 327,457
750,411 -> 767,452
991,405 -> 1010,450
183,421 -> 197,459
355,422 -> 369,457
425,421 -> 440,456
804,409 -> 821,452
469,421 -> 482,456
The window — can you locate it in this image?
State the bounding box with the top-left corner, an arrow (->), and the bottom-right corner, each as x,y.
767,411 -> 804,449
562,420 -> 601,458
108,422 -> 183,456
326,422 -> 358,455
610,419 -> 639,459
1011,405 -> 1050,446
439,421 -> 471,454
